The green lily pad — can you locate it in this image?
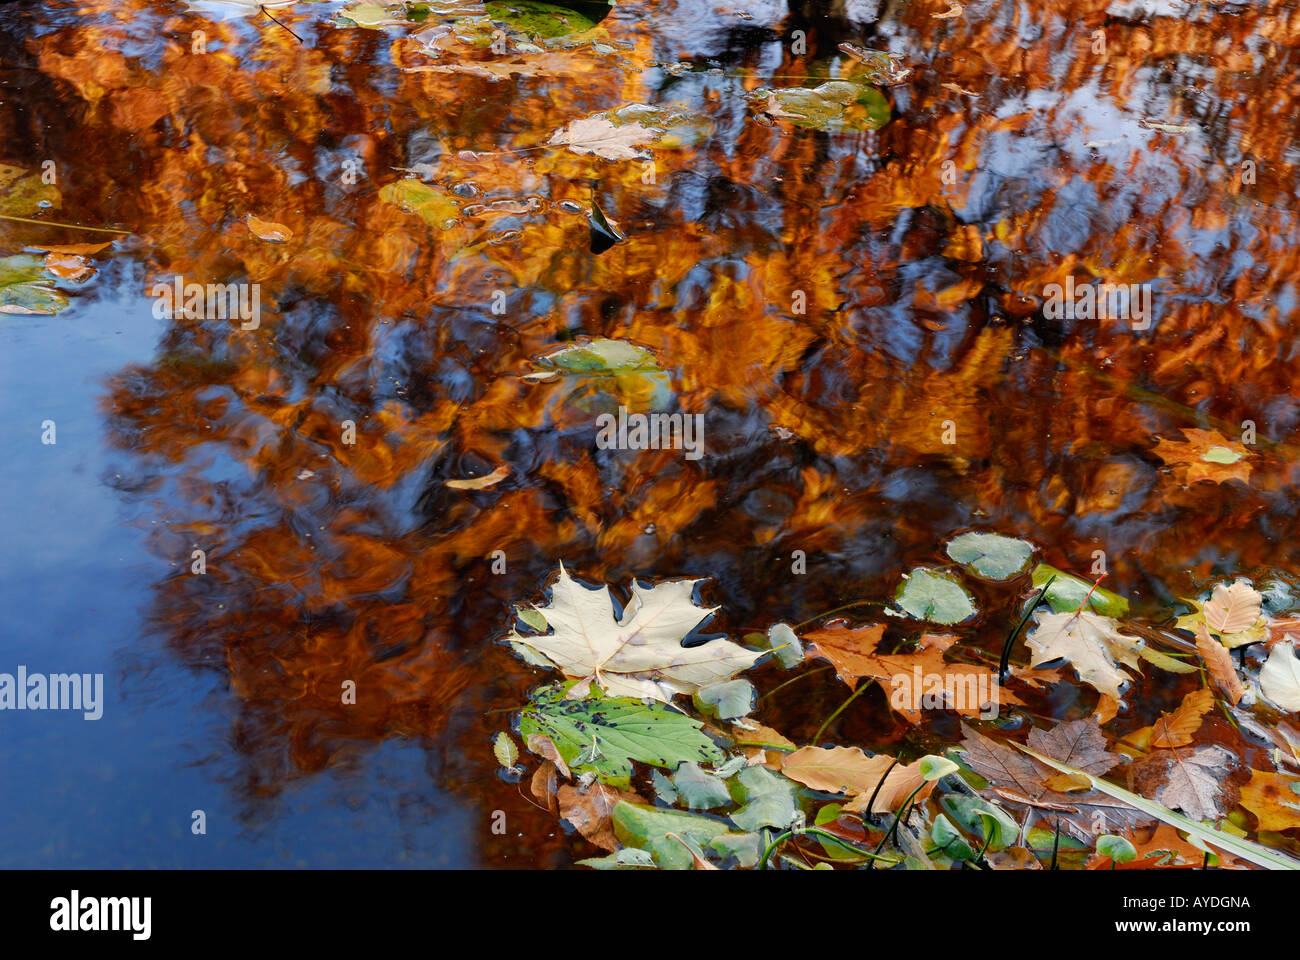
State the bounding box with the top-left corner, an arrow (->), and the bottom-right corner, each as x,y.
945,532 -> 1035,581
893,567 -> 977,625
518,683 -> 724,788
1030,563 -> 1129,617
0,255 -> 69,316
378,179 -> 460,229
728,765 -> 801,832
764,622 -> 804,669
485,0 -> 598,38
691,679 -> 755,721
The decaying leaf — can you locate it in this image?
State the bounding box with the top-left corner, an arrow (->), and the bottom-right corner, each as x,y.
509,564 -> 763,702
1024,610 -> 1146,699
802,624 -> 1019,722
445,465 -> 510,489
547,115 -> 663,161
1238,769 -> 1300,832
960,720 -> 1139,840
1149,688 -> 1215,748
1196,623 -> 1246,705
1260,640 -> 1300,712
1152,428 -> 1252,485
245,214 -> 293,243
779,745 -> 934,814
1132,744 -> 1238,822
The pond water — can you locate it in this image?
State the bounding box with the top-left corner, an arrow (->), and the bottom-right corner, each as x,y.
1,0 -> 1298,868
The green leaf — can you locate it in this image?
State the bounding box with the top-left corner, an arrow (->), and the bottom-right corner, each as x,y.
0,170 -> 61,217
918,754 -> 959,781
536,337 -> 660,374
518,683 -> 724,788
692,678 -> 756,721
728,765 -> 801,832
941,795 -> 1018,851
1097,834 -> 1137,863
1031,563 -> 1129,617
671,761 -> 732,810
945,532 -> 1035,581
611,801 -> 731,870
1015,741 -> 1300,870
577,847 -> 657,869
708,830 -> 763,868
0,255 -> 69,316
751,80 -> 891,132
485,0 -> 598,38
893,567 -> 977,624
378,179 -> 460,229
930,813 -> 976,861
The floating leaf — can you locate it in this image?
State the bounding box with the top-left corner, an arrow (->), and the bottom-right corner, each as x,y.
611,801 -> 732,870
0,254 -> 69,315
445,465 -> 510,489
1260,641 -> 1300,712
1097,834 -> 1137,863
1024,610 -> 1145,700
751,80 -> 891,133
893,567 -> 977,624
245,214 -> 292,243
508,564 -> 763,702
549,115 -> 662,161
0,169 -> 60,217
670,761 -> 731,810
692,679 -> 755,721
945,531 -> 1035,581
728,765 -> 801,832
485,0 -> 598,39
1030,563 -> 1129,617
492,731 -> 518,769
379,179 -> 460,229
518,683 -> 724,788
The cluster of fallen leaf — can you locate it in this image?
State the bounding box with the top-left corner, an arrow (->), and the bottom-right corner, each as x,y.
496,545 -> 1300,869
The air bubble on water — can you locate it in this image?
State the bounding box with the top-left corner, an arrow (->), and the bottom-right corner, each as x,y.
643,524 -> 656,535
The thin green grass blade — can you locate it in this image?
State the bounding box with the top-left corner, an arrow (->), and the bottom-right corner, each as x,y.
1014,742 -> 1300,871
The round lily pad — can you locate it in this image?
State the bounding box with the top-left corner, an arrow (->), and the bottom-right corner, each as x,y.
893,567 -> 977,625
945,532 -> 1035,581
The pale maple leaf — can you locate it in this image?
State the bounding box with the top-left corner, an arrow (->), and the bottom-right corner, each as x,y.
1024,610 -> 1146,699
510,563 -> 763,703
548,116 -> 663,161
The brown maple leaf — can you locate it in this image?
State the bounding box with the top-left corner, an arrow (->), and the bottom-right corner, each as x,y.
804,623 -> 1021,722
1131,745 -> 1239,822
960,720 -> 1141,839
1152,428 -> 1252,485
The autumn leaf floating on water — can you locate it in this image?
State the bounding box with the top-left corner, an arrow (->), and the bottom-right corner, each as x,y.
508,563 -> 764,702
245,214 -> 293,243
1152,427 -> 1252,485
